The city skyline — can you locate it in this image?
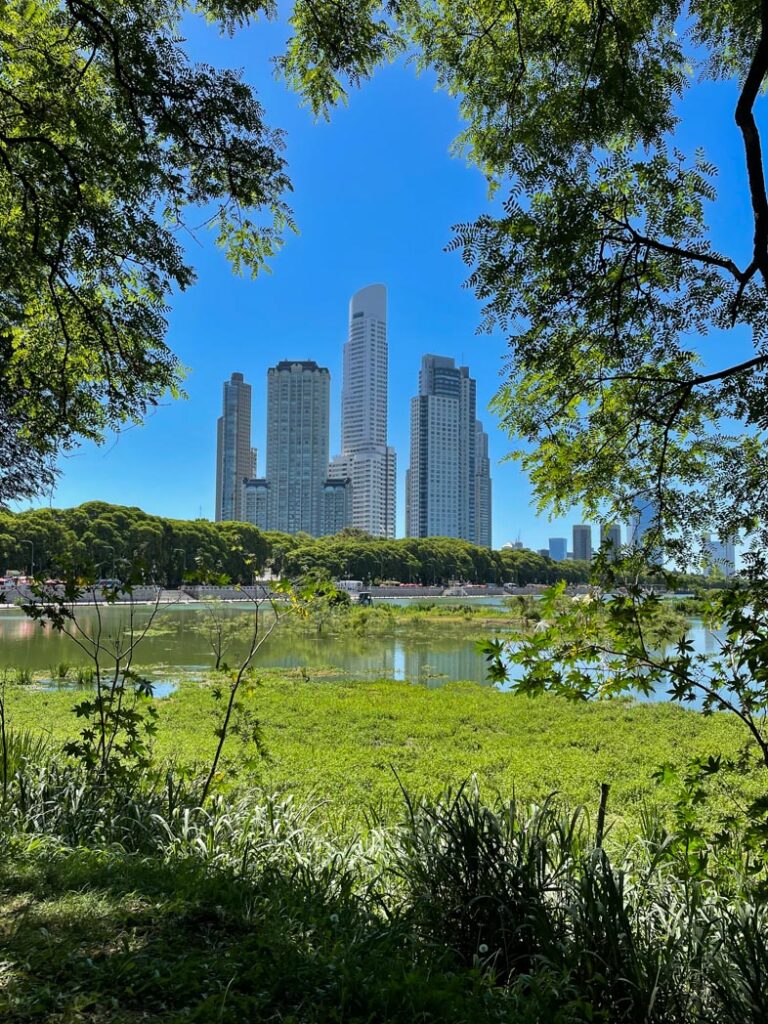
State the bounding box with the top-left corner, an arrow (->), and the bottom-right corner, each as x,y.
218,300 -> 494,543
27,15 -> 757,556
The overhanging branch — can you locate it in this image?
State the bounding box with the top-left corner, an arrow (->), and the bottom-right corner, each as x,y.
735,0 -> 768,288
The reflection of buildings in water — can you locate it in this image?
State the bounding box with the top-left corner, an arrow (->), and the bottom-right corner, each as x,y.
402,642 -> 488,687
0,616 -> 38,639
339,642 -> 398,679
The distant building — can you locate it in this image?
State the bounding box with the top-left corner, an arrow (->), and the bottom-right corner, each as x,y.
215,372 -> 256,522
629,495 -> 658,546
702,534 -> 737,578
474,420 -> 493,547
329,284 -> 396,538
572,524 -> 592,562
600,523 -> 622,557
629,494 -> 663,561
266,360 -> 331,536
549,537 -> 567,562
537,548 -> 550,558
406,355 -> 490,543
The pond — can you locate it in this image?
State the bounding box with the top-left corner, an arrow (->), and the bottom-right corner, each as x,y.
0,600 -> 719,699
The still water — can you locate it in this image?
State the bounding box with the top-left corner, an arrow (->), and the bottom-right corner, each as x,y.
0,600 -> 720,699
0,602 -> 495,688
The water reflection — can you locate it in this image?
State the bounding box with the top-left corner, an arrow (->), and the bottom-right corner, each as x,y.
0,603 -> 496,687
0,603 -> 726,695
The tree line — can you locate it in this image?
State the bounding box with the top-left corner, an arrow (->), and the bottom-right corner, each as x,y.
0,502 -> 599,587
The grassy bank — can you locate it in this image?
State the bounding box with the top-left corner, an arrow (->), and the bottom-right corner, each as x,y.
2,676 -> 767,1022
5,673 -> 750,827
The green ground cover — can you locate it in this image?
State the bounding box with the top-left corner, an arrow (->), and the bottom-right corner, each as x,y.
5,674 -> 748,828
276,595 -> 692,649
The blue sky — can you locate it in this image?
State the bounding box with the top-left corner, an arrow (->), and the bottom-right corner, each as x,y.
26,13 -> 761,551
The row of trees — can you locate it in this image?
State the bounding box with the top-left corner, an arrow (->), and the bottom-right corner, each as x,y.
0,503 -> 599,587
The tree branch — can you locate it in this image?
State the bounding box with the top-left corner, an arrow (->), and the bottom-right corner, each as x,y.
735,0 -> 768,287
603,222 -> 746,281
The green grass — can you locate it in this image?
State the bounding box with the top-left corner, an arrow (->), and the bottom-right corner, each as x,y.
4,673 -> 750,828
0,831 -> 500,1023
2,674 -> 767,1023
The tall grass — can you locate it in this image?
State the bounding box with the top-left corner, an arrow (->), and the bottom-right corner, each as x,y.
1,755 -> 766,1023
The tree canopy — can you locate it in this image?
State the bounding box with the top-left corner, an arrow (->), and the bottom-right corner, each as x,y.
0,501 -> 599,586
1,0 -> 292,501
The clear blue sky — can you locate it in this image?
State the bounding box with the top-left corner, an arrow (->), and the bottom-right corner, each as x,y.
24,13 -> 759,551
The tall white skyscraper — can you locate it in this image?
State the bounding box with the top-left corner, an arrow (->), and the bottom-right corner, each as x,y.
266,360 -> 330,535
215,372 -> 256,522
406,355 -> 490,543
329,284 -> 396,538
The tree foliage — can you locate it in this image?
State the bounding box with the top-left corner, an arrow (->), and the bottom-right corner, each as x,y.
0,0 -> 293,501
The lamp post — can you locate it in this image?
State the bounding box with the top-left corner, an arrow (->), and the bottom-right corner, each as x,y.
20,539 -> 34,578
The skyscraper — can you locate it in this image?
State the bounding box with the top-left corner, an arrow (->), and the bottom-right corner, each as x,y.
266,360 -> 330,535
215,372 -> 256,522
330,284 -> 396,538
321,478 -> 353,537
406,355 -> 490,542
629,494 -> 664,562
572,524 -> 592,562
475,420 -> 492,548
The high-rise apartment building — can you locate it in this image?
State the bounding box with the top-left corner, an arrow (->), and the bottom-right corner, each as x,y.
215,372 -> 256,522
629,494 -> 664,562
630,495 -> 659,545
321,478 -> 353,537
572,524 -> 592,562
329,284 -> 396,538
243,477 -> 270,530
265,360 -> 330,535
475,420 -> 492,548
406,355 -> 490,543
